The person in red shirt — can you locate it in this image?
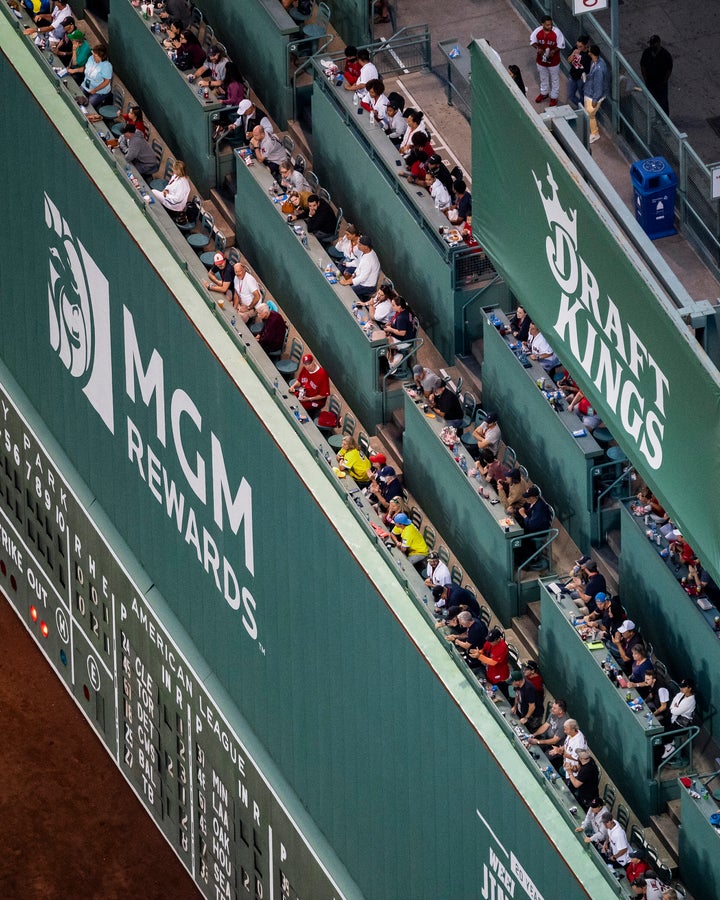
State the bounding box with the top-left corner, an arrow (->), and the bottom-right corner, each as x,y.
530,16 -> 566,106
471,627 -> 510,699
289,354 -> 330,412
342,45 -> 361,86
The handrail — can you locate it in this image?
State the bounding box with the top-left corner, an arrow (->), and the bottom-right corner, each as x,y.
289,32 -> 334,121
591,461 -> 635,547
654,724 -> 700,806
460,274 -> 502,356
380,336 -> 423,422
515,527 -> 560,606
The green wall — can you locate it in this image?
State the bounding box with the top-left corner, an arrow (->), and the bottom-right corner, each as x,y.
325,0 -> 371,46
679,787 -> 720,900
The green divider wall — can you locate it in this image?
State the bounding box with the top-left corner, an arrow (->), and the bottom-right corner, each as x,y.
232,155 -> 391,429
0,26 -> 625,899
325,0 -> 371,46
109,0 -> 215,194
619,506 -> 720,741
191,0 -> 295,129
679,787 -> 720,900
539,587 -> 660,821
402,396 -> 524,625
311,83 -> 462,360
482,320 -> 603,552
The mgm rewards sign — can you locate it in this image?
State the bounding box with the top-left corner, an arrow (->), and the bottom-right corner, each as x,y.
470,40 -> 720,580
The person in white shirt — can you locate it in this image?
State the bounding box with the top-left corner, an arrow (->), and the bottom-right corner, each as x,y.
424,552 -> 452,588
367,79 -> 389,124
232,262 -> 262,320
661,679 -> 696,759
425,171 -> 451,210
339,234 -> 380,300
601,812 -> 631,867
560,718 -> 587,781
384,92 -> 406,143
346,48 -> 378,106
152,160 -> 191,212
525,322 -> 560,371
575,797 -> 609,846
24,0 -> 73,45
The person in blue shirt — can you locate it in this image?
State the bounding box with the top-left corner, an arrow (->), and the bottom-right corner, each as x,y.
584,45 -> 610,144
79,44 -> 113,109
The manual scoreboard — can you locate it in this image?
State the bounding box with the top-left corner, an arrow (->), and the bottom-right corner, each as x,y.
0,379 -> 346,900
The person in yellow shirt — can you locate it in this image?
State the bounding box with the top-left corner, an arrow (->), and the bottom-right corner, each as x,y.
392,514 -> 429,566
336,436 -> 371,485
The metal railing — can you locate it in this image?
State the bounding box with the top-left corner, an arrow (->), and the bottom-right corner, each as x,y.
590,461 -> 635,546
512,0 -> 720,275
654,724 -> 701,807
514,527 -> 560,606
380,337 -> 424,421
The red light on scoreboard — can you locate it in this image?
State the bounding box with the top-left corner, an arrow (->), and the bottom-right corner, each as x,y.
30,605 -> 38,622
40,621 -> 49,638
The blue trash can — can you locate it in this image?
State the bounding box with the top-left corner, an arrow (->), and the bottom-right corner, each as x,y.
630,157 -> 677,239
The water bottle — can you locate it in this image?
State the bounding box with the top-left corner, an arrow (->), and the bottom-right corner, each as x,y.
301,233 -> 308,249
273,377 -> 279,391
352,91 -> 358,107
230,315 -> 236,328
125,166 -> 132,179
459,457 -> 467,474
318,257 -> 323,270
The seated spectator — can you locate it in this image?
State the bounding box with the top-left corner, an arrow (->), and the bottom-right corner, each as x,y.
471,627 -> 510,699
643,669 -> 670,731
367,78 -> 389,125
558,718 -> 588,783
425,170 -> 452,211
524,322 -> 561,373
336,435 -> 372,485
365,284 -> 396,325
232,262 -> 262,320
78,44 -> 112,110
583,590 -> 610,626
226,99 -> 273,145
445,610 -> 489,663
668,533 -> 696,570
661,679 -> 696,759
278,159 -> 310,194
160,0 -> 192,27
427,154 -> 455,199
384,296 -> 418,371
162,19 -> 183,51
528,698 -> 568,769
509,668 -> 542,731
611,619 -> 645,675
373,0 -> 390,24
625,853 -> 650,887
569,559 -> 607,614
472,412 -> 502,455
339,235 -> 380,300
631,487 -> 668,524
305,194 -> 337,244
22,0 -> 52,20
192,44 -> 228,88
474,448 -> 509,487
432,583 -> 480,617
510,304 -> 532,342
175,30 -> 205,72
382,495 -> 406,531
23,0 -> 72,44
328,222 -> 360,267
203,251 -> 234,305
119,125 -> 159,178
628,644 -> 654,695
568,390 -> 602,431
151,160 -> 191,212
368,465 -> 403,514
384,91 -> 406,143
391,513 -> 429,566
249,126 -> 288,184
65,29 -> 91,85
54,16 -> 76,65
289,353 -> 330,412
631,876 -> 675,899
596,595 -> 627,644
424,552 -> 451,588
434,605 -> 463,636
447,179 -> 472,225
215,63 -> 246,129
254,303 -> 286,354
398,144 -> 429,186
341,45 -> 362,87
497,467 -> 531,514
398,108 -> 428,157
118,105 -> 147,139
575,797 -> 610,847
427,377 -> 463,429
404,131 -> 434,171
567,748 -> 600,810
518,486 -> 553,533
285,189 -> 312,222
410,364 -> 440,398
601,811 -> 631,868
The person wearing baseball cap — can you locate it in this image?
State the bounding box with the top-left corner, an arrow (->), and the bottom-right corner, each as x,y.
391,513 -> 428,567
289,353 -> 330,411
203,252 -> 234,306
612,619 -> 645,676
368,464 -> 402,514
226,97 -> 273,145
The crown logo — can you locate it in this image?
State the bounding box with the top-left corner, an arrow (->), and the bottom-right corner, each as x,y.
532,164 -> 577,248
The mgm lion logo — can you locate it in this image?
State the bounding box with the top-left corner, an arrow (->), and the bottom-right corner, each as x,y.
45,194 -> 114,433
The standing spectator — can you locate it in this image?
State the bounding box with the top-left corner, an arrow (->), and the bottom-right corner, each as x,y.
575,797 -> 610,846
584,45 -> 610,145
640,36 -> 673,116
529,698 -> 569,769
54,16 -> 76,66
522,660 -> 545,707
559,718 -> 588,782
254,303 -> 286,355
424,552 -> 451,588
289,354 -> 330,412
566,35 -> 591,108
510,305 -> 532,342
628,645 -> 654,695
530,16 -> 566,106
472,627 -> 510,698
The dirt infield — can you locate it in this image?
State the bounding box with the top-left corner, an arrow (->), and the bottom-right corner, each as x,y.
0,597 -> 199,900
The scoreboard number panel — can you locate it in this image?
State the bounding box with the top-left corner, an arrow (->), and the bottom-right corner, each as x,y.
0,381 -> 347,900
